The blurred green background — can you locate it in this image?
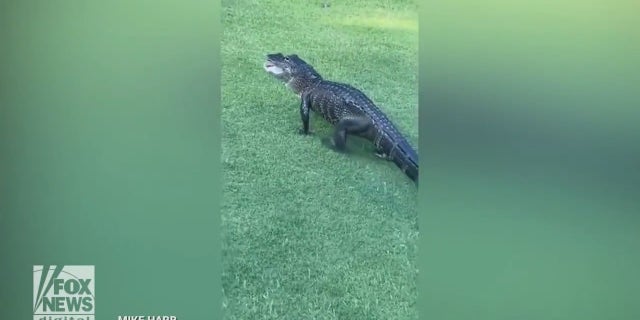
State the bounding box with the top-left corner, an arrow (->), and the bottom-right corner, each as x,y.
0,1 -> 221,318
420,0 -> 640,319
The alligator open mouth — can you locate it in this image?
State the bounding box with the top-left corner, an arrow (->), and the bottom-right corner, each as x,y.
263,61 -> 284,75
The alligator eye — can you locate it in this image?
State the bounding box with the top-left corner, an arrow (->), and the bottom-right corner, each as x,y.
284,57 -> 290,61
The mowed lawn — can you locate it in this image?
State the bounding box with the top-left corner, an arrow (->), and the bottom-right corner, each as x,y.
222,0 -> 419,319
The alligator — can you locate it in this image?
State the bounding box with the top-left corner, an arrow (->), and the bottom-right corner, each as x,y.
263,53 -> 419,185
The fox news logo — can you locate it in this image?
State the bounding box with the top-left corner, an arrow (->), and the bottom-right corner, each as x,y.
33,265 -> 95,320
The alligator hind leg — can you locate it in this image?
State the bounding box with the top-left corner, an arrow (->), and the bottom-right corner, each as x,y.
323,116 -> 372,152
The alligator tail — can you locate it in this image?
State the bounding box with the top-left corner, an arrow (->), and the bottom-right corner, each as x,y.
387,138 -> 419,185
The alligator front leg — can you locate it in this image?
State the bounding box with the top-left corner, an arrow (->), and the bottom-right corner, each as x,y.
298,93 -> 312,135
323,116 -> 372,152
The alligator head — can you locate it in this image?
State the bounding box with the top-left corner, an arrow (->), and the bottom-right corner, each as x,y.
263,53 -> 323,94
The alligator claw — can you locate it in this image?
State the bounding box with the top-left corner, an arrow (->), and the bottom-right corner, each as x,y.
374,150 -> 390,160
322,137 -> 346,153
298,128 -> 313,135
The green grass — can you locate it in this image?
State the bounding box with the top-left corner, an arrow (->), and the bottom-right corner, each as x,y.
221,0 -> 419,318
